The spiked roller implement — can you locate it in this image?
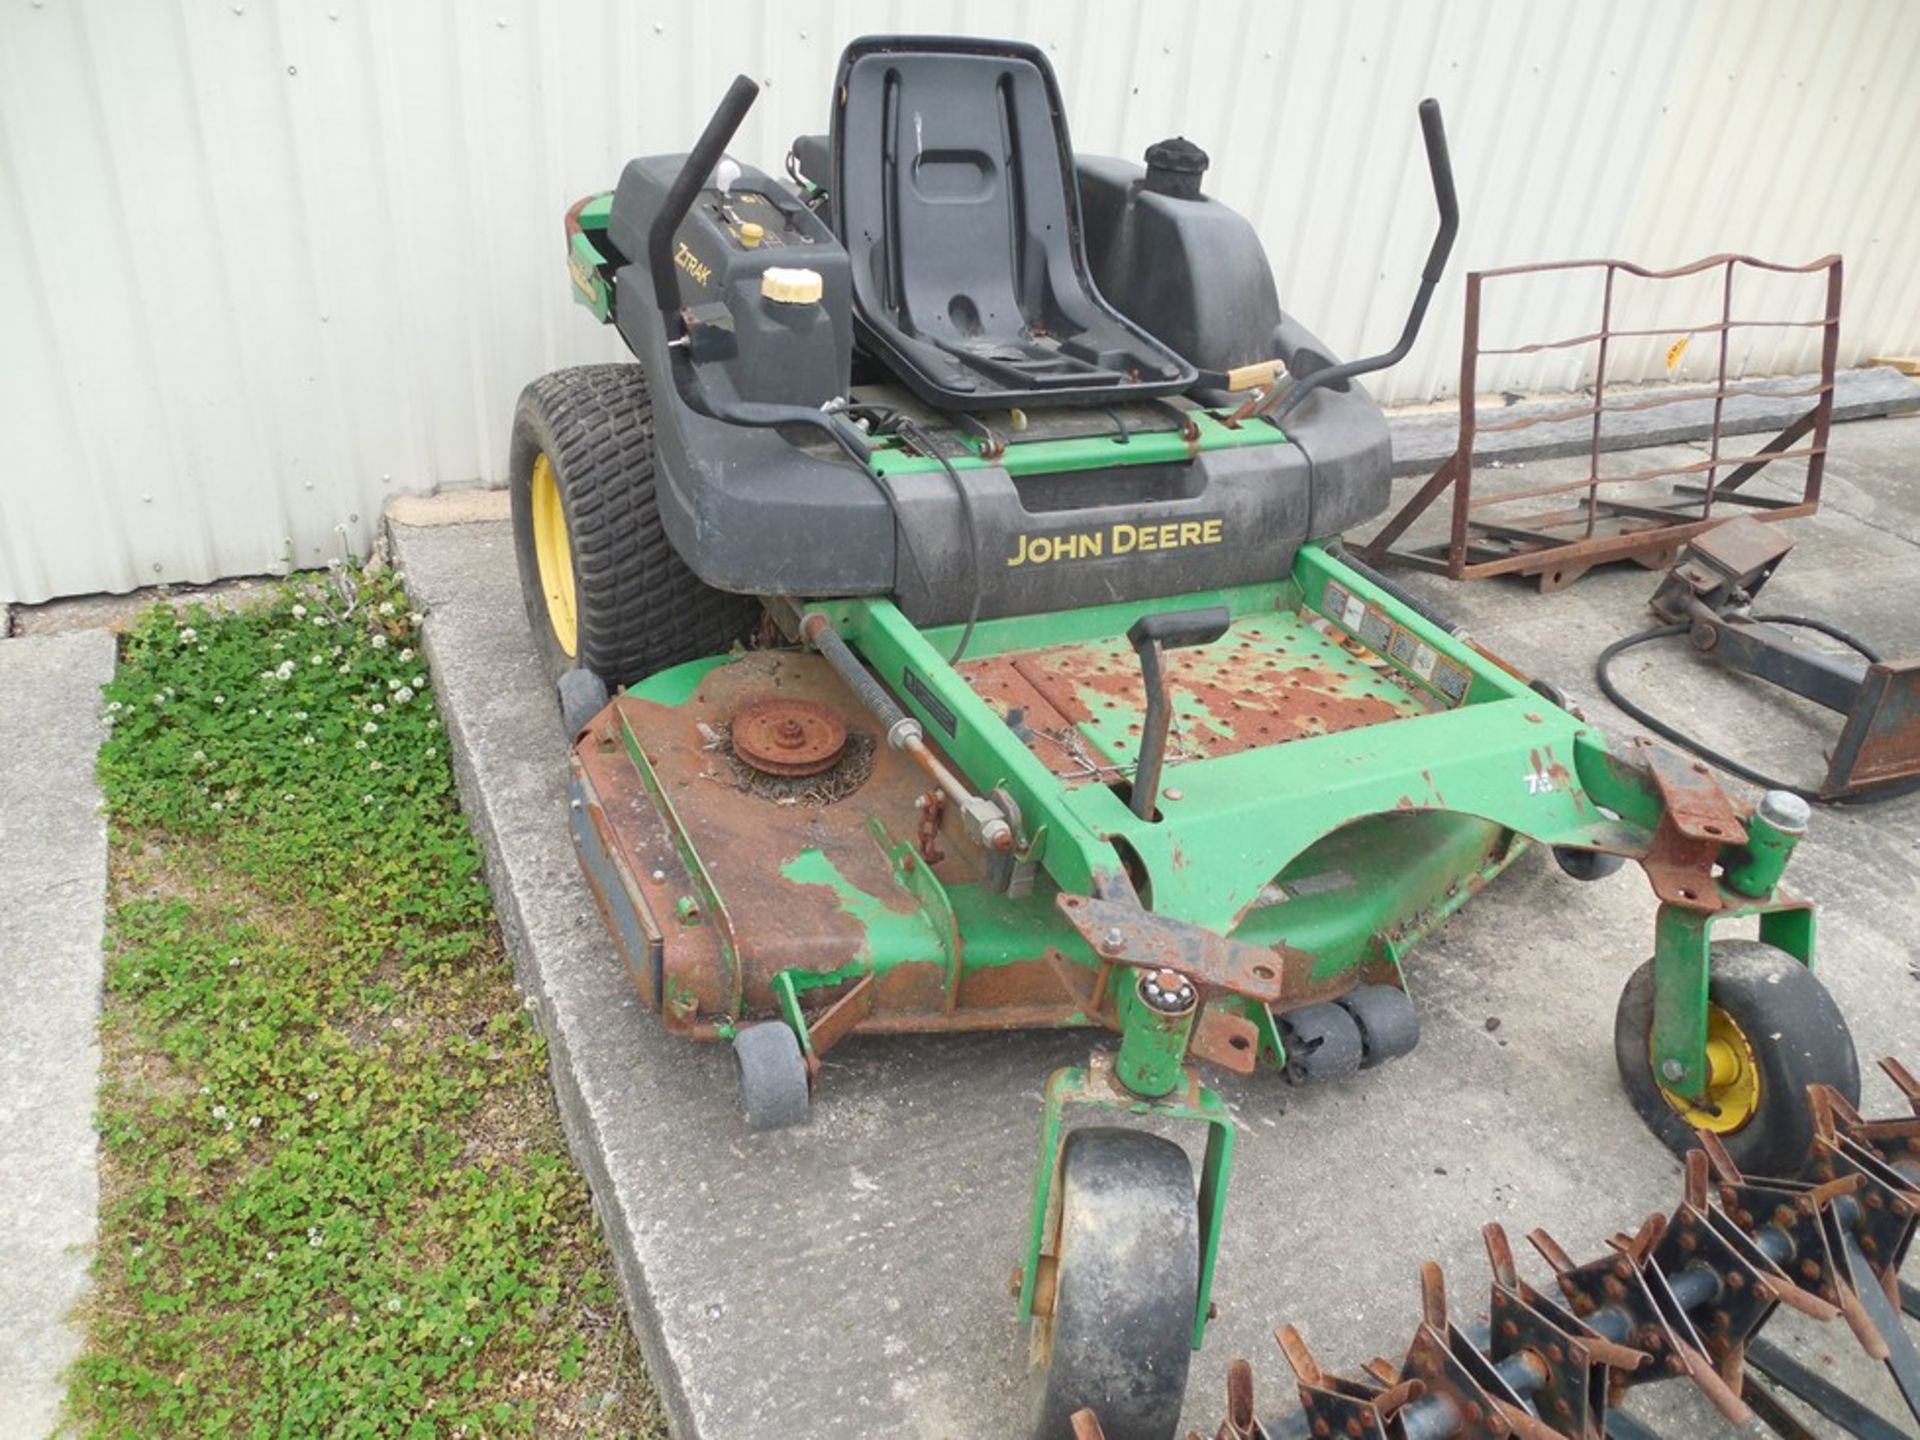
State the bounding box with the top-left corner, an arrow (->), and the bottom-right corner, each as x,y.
1160,1059 -> 1920,1440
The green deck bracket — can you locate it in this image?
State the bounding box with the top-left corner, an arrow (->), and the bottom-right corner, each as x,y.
1650,896 -> 1817,1100
1018,1056 -> 1235,1352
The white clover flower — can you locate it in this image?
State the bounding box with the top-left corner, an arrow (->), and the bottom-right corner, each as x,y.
363,722 -> 378,734
291,604 -> 307,619
386,678 -> 400,691
152,693 -> 166,706
212,1105 -> 228,1119
249,1115 -> 261,1129
394,687 -> 414,705
398,648 -> 414,663
282,792 -> 296,801
293,711 -> 308,721
106,701 -> 122,712
213,695 -> 226,706
312,615 -> 327,627
193,750 -> 207,763
368,760 -> 383,771
309,654 -> 325,666
408,611 -> 424,624
178,627 -> 197,644
276,660 -> 296,680
355,739 -> 368,751
363,794 -> 375,804
371,703 -> 385,715
302,735 -> 316,746
378,601 -> 395,616
370,634 -> 388,650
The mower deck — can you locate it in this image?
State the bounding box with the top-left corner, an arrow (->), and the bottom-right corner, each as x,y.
566,546 -> 1624,1060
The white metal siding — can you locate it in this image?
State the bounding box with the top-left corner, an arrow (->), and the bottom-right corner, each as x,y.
3,0 -> 1917,602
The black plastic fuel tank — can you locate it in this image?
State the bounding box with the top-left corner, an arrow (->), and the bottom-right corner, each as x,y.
1076,140 -> 1282,375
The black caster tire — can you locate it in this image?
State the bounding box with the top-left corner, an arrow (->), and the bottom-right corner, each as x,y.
1029,1129 -> 1197,1440
1338,984 -> 1420,1069
1553,846 -> 1626,882
733,1021 -> 810,1131
508,364 -> 761,691
1277,1001 -> 1365,1085
1614,940 -> 1859,1176
557,668 -> 610,739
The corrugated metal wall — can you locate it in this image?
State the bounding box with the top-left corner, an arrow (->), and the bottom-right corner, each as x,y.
3,0 -> 1917,603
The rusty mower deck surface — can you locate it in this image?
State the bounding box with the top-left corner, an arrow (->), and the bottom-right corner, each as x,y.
391,417 -> 1920,1440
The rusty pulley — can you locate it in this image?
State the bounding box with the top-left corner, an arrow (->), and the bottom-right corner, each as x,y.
731,698 -> 849,777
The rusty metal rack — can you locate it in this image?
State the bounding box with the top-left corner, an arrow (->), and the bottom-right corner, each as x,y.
1363,254 -> 1844,592
1149,1058 -> 1920,1440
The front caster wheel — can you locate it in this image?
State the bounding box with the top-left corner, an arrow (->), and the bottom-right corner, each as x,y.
1552,845 -> 1625,882
557,668 -> 610,738
733,1021 -> 810,1131
1029,1129 -> 1197,1440
1614,940 -> 1859,1176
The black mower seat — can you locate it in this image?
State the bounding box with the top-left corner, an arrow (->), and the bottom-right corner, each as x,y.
830,36 -> 1197,411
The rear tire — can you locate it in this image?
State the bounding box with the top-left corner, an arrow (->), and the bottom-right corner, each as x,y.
1029,1129 -> 1197,1440
509,364 -> 761,691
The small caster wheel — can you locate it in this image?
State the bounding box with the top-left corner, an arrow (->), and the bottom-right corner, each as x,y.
1529,677 -> 1570,709
557,667 -> 610,738
1276,1001 -> 1364,1085
733,1021 -> 810,1131
1338,984 -> 1420,1069
1615,940 -> 1859,1175
1028,1128 -> 1196,1440
1552,845 -> 1625,882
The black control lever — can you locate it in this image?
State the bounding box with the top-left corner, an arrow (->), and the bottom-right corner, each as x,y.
1265,98 -> 1459,422
647,74 -> 871,465
1126,606 -> 1231,820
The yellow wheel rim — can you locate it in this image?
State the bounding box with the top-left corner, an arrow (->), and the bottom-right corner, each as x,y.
1658,1004 -> 1761,1133
530,453 -> 577,657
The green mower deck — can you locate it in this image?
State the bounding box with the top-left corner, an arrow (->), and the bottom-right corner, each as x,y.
566,539 -> 1824,1358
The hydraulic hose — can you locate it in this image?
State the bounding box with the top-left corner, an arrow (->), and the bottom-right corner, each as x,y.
1595,616 -> 1920,805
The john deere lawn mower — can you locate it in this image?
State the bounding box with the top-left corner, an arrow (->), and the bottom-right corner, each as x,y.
508,36 -> 1859,1440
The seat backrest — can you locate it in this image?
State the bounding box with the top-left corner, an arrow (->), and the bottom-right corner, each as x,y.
830,36 -> 1194,410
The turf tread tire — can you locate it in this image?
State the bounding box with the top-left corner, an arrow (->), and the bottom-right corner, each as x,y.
1029,1128 -> 1197,1440
509,364 -> 761,689
1614,940 -> 1859,1177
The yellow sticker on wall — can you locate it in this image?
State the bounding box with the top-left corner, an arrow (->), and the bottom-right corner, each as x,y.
1666,334 -> 1692,372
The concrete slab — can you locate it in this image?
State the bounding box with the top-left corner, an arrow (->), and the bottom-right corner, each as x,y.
0,630 -> 116,1439
392,414 -> 1920,1440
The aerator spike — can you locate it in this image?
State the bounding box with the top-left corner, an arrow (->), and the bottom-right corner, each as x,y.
1218,1061 -> 1920,1440
1881,1056 -> 1920,1111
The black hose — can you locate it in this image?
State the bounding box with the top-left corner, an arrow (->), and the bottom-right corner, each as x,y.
894,419 -> 985,665
1594,616 -> 1919,805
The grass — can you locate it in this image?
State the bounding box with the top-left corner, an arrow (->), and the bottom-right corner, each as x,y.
68,564 -> 663,1439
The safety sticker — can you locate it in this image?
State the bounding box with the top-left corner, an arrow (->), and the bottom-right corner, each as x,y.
1321,581 -> 1472,706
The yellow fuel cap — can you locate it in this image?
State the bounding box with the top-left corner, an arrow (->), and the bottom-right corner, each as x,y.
739,221 -> 764,248
761,266 -> 823,304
